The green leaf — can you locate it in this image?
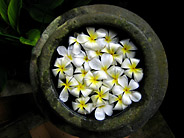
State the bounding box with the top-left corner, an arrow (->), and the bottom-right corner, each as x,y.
7,0 -> 22,33
28,5 -> 55,23
19,29 -> 41,46
0,0 -> 10,24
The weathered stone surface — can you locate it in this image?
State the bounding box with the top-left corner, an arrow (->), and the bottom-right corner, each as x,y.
30,4 -> 168,138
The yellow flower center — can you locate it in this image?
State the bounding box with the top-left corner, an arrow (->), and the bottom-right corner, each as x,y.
105,36 -> 111,43
123,86 -> 130,94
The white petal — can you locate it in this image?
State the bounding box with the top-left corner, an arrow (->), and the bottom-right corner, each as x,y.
122,93 -> 132,105
109,94 -> 118,104
90,81 -> 102,90
101,85 -> 110,93
85,103 -> 93,113
59,88 -> 69,102
102,91 -> 109,100
103,79 -> 114,88
114,66 -> 124,77
114,101 -> 123,110
58,79 -> 64,88
112,85 -> 124,95
130,58 -> 140,66
72,102 -> 79,111
103,104 -> 113,116
96,28 -> 108,37
124,69 -> 133,78
74,74 -> 83,83
57,46 -> 67,56
109,43 -> 120,52
118,75 -> 128,87
64,64 -> 73,76
73,57 -> 84,67
95,108 -> 105,121
78,107 -> 87,115
94,71 -> 107,80
126,51 -> 136,58
129,79 -> 139,90
109,30 -> 117,39
72,43 -> 81,54
86,27 -> 95,36
101,53 -> 113,68
87,50 -> 98,59
89,58 -> 102,70
52,68 -> 59,76
58,71 -> 65,79
121,58 -> 131,69
81,88 -> 92,97
91,95 -> 98,104
69,36 -> 77,45
114,54 -> 123,64
96,38 -> 107,48
134,71 -> 143,82
70,88 -> 80,97
69,77 -> 79,86
129,91 -> 142,102
77,34 -> 89,43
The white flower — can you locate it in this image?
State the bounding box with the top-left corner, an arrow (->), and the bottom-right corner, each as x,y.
96,28 -> 118,46
70,75 -> 92,97
52,57 -> 73,79
58,76 -> 78,102
121,58 -> 143,82
101,43 -> 123,64
91,85 -> 110,106
69,36 -> 81,54
72,96 -> 93,115
77,27 -> 105,50
103,66 -> 124,88
109,94 -> 128,110
89,53 -> 113,79
117,39 -> 137,58
84,71 -> 103,90
112,75 -> 141,105
94,102 -> 113,121
73,50 -> 91,70
57,46 -> 74,62
74,65 -> 89,82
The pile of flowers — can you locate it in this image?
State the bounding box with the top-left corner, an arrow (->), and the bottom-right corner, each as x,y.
52,27 -> 143,121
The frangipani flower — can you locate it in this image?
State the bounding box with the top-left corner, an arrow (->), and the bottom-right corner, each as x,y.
58,76 -> 78,102
72,96 -> 93,115
70,75 -> 92,97
109,94 -> 128,110
101,43 -> 123,64
103,66 -> 124,88
73,51 -> 91,70
52,27 -> 144,121
117,39 -> 137,58
96,28 -> 118,46
121,58 -> 143,82
91,85 -> 110,106
69,36 -> 81,54
94,102 -> 113,121
84,71 -> 103,90
77,27 -> 105,50
89,53 -> 113,79
74,65 -> 89,82
112,75 -> 141,105
52,57 -> 73,79
57,46 -> 74,62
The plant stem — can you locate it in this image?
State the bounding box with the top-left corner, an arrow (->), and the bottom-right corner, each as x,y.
0,32 -> 19,40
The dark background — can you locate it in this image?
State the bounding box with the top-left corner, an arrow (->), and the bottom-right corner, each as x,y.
0,0 -> 179,137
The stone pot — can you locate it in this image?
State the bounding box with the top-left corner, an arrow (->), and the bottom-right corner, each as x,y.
30,4 -> 168,138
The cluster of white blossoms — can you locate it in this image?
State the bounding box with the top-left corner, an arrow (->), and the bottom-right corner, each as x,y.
52,27 -> 143,121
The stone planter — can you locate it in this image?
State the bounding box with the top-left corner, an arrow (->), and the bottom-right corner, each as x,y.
30,4 -> 168,138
